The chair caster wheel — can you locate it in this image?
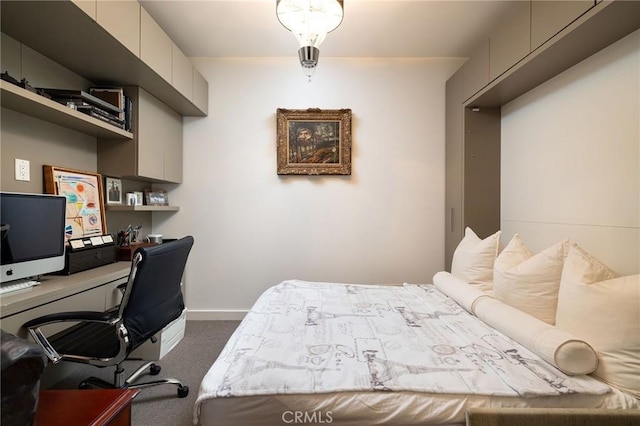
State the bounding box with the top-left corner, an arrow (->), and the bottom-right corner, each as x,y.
177,385 -> 189,398
149,364 -> 161,375
79,382 -> 92,390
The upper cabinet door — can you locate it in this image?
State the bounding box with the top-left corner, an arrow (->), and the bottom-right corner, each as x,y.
96,0 -> 140,57
489,1 -> 531,82
193,68 -> 209,115
172,43 -> 194,101
461,39 -> 489,102
531,1 -> 595,51
71,0 -> 96,20
140,7 -> 173,84
137,88 -> 183,183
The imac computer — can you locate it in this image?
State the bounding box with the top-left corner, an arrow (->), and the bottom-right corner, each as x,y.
1,191 -> 66,284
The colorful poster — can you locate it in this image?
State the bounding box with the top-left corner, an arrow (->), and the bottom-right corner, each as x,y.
44,166 -> 106,240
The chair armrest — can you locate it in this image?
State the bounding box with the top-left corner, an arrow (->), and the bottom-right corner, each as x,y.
23,311 -> 116,328
23,311 -> 118,364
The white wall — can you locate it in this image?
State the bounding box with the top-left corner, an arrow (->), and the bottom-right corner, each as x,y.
501,30 -> 639,275
155,57 -> 464,317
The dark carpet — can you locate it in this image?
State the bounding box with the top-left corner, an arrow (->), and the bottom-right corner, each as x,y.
45,320 -> 240,426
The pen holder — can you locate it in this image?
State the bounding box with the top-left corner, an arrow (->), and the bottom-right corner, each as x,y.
117,242 -> 158,261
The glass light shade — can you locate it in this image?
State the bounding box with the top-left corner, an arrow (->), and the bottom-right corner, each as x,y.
276,0 -> 344,49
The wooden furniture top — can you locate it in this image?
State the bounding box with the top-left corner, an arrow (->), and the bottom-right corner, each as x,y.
35,388 -> 139,426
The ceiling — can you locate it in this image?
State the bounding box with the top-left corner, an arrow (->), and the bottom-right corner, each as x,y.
139,0 -> 519,59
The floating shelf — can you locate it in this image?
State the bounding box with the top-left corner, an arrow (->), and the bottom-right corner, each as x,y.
106,205 -> 180,212
1,81 -> 133,139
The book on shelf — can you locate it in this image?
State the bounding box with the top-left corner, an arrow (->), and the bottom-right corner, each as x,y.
86,110 -> 126,129
51,98 -> 126,129
54,98 -> 124,122
123,96 -> 132,132
37,88 -> 123,114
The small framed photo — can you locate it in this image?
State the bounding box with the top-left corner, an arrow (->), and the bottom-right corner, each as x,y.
105,177 -> 122,205
134,191 -> 144,206
144,189 -> 169,206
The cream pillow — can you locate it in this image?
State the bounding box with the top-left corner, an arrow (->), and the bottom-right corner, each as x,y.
433,271 -> 493,314
493,235 -> 568,324
556,244 -> 640,397
450,227 -> 501,292
474,296 -> 598,375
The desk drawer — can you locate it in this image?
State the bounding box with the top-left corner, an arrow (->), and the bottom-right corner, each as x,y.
129,309 -> 186,360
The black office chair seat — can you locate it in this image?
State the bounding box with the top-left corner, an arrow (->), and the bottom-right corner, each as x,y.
24,236 -> 194,398
50,320 -> 120,359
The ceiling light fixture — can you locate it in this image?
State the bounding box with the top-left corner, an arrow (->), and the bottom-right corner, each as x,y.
276,0 -> 344,81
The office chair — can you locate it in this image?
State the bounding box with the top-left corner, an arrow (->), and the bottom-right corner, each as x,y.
23,236 -> 194,398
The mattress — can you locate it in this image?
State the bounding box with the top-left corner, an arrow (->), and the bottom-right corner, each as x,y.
197,387 -> 639,426
194,280 -> 639,425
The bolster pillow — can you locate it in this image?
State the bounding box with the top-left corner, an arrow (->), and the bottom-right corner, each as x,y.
433,271 -> 492,314
473,297 -> 598,375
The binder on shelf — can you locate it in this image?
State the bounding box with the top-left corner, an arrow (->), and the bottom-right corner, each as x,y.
89,87 -> 125,121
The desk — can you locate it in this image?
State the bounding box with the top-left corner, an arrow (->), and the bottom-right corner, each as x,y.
0,262 -> 131,337
35,389 -> 139,426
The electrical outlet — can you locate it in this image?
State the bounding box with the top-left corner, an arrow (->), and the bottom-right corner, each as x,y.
15,159 -> 30,181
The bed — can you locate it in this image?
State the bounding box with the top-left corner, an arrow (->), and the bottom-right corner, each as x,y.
193,233 -> 640,425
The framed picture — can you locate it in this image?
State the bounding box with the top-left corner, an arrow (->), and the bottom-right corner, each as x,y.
145,189 -> 169,206
134,191 -> 144,206
43,165 -> 107,240
276,108 -> 352,175
105,177 -> 122,205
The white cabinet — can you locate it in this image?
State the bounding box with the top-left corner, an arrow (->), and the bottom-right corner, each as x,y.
1,0 -> 207,116
445,0 -> 639,267
140,6 -> 173,84
461,39 -> 489,102
489,0 -> 531,81
531,1 -> 594,51
96,0 -> 140,58
71,0 -> 96,20
445,68 -> 464,271
172,44 -> 194,100
138,88 -> 183,182
193,68 -> 209,115
98,87 -> 183,183
445,67 -> 501,270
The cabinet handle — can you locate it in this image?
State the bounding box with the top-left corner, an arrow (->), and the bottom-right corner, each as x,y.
450,208 -> 454,232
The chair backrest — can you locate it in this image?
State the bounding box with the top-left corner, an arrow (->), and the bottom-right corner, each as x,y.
119,236 -> 194,350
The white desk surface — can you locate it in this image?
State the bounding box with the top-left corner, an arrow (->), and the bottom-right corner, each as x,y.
0,262 -> 131,318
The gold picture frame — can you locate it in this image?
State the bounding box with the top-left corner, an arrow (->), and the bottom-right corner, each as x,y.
43,165 -> 107,240
276,108 -> 352,175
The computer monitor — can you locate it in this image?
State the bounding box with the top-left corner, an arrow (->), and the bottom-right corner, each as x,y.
1,191 -> 66,283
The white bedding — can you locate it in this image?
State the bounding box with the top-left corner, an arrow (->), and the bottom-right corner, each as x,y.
194,280 -> 639,425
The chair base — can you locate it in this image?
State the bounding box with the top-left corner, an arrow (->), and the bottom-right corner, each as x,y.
78,361 -> 189,398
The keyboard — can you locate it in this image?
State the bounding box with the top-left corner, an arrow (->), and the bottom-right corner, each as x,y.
0,279 -> 40,295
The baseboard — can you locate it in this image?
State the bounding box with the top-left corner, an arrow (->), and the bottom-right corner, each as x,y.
186,310 -> 247,320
